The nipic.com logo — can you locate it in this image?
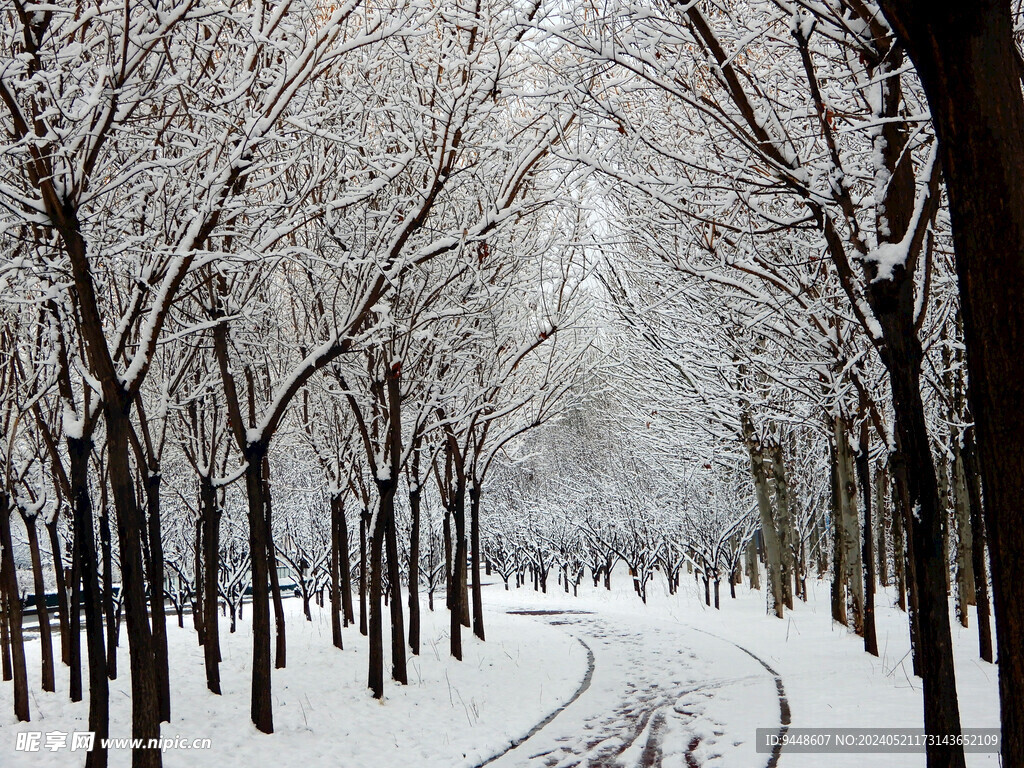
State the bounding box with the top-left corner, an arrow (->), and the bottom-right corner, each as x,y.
15,731 -> 212,753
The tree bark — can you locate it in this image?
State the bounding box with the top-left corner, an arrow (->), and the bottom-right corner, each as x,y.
0,491 -> 29,721
469,483 -> 485,641
871,4 -> 1024,763
24,511 -> 56,690
201,476 -> 222,693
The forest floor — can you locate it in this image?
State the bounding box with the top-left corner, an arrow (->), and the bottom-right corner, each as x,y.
0,574 -> 1000,767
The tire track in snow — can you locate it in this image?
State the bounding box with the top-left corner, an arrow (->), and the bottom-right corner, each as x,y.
473,611 -> 596,768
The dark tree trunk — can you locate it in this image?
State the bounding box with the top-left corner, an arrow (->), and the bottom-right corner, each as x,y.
1,587 -> 11,681
359,509 -> 368,637
98,505 -> 116,679
962,429 -> 993,664
367,507 -> 386,698
201,476 -> 222,693
330,493 -> 344,650
872,4 -> 1024,764
69,437 -> 109,768
24,513 -> 56,691
45,518 -> 71,667
469,484 -> 485,642
0,492 -> 29,721
105,416 -> 163,768
408,485 -> 421,655
855,434 -> 879,657
144,472 -> 171,722
263,473 -> 286,671
382,487 -> 407,685
339,500 -> 354,627
243,445 -> 274,734
449,478 -> 467,661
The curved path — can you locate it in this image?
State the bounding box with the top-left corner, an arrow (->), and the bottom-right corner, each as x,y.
477,607 -> 788,768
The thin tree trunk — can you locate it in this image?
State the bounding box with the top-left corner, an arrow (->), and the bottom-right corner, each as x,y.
408,483 -> 421,655
359,509 -> 368,637
855,423 -> 879,657
46,518 -> 71,667
963,428 -> 993,663
469,483 -> 485,641
24,512 -> 56,691
330,493 -> 343,650
264,472 -> 286,671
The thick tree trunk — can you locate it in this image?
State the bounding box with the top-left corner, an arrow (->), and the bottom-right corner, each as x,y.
69,437 -> 109,768
201,476 -> 222,693
770,444 -> 795,610
744,417 -> 783,618
872,5 -> 1023,763
243,446 -> 274,734
144,472 -> 171,722
0,492 -> 29,721
105,418 -> 163,768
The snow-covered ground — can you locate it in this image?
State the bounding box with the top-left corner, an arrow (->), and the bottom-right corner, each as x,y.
0,572 -> 1001,767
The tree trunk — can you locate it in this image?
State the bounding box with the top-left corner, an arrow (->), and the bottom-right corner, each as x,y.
201,476 -> 222,693
962,428 -> 993,663
875,465 -> 889,588
243,445 -> 274,734
0,492 -> 29,721
46,517 -> 71,667
24,512 -> 56,691
469,484 -> 485,641
330,493 -> 344,650
382,484 -> 407,685
855,428 -> 879,657
359,509 -> 368,637
770,443 -> 795,610
449,478 -> 467,660
98,504 -> 116,680
367,505 -> 386,698
408,485 -> 421,655
68,437 -> 109,768
263,473 -> 286,671
144,472 -> 171,722
830,439 -> 847,626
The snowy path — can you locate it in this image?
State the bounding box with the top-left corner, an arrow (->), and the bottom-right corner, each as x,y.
478,604 -> 784,768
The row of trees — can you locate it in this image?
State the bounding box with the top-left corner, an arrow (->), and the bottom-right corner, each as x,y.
3,1 -> 1023,768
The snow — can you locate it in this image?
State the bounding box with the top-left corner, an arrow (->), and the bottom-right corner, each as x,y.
1,574 -> 1000,767
1,601 -> 585,768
